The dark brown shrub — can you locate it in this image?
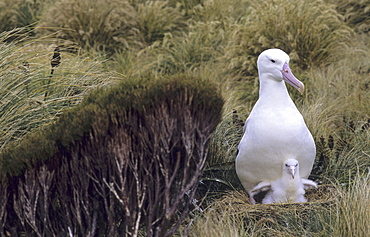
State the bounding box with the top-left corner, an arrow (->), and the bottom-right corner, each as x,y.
1,74 -> 223,236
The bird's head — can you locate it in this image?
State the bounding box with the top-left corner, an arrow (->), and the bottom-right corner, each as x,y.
257,48 -> 304,94
283,158 -> 300,179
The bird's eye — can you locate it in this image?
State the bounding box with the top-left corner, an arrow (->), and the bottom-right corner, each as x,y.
285,164 -> 289,167
270,59 -> 276,63
295,164 -> 298,167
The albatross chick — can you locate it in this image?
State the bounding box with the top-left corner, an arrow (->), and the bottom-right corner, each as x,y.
250,159 -> 317,204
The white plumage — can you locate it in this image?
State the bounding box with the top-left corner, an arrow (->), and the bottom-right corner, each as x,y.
250,159 -> 317,204
235,48 -> 316,204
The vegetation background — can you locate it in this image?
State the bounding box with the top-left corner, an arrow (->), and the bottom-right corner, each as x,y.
0,0 -> 369,236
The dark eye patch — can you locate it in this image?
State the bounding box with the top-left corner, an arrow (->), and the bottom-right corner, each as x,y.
271,59 -> 276,63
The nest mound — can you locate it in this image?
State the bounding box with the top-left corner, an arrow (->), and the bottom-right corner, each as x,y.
208,184 -> 338,227
213,184 -> 337,209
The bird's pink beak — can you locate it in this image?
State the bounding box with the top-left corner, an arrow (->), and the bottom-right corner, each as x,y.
281,63 -> 304,94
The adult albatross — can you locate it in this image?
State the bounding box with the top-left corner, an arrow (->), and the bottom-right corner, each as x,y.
235,48 -> 316,204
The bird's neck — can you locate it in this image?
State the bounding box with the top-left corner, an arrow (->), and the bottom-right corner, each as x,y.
271,174 -> 301,194
259,76 -> 293,105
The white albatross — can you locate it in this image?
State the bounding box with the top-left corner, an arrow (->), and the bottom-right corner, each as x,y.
249,159 -> 317,204
235,48 -> 316,204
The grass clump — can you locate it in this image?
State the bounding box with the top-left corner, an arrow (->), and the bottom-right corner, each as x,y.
188,0 -> 250,24
224,0 -> 353,77
333,171 -> 370,237
0,0 -> 52,34
167,0 -> 203,17
137,20 -> 226,75
188,210 -> 247,237
0,29 -> 115,152
332,0 -> 370,34
38,0 -> 141,53
0,0 -> 20,32
136,1 -> 185,45
305,43 -> 370,120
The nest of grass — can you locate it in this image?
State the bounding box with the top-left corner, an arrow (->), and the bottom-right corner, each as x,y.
195,185 -> 338,236
212,184 -> 338,212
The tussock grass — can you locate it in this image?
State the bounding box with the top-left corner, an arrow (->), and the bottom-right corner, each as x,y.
332,0 -> 370,34
188,210 -> 247,237
0,0 -> 52,35
324,141 -> 370,183
0,30 -> 115,151
189,0 -> 250,24
196,111 -> 245,202
299,98 -> 340,141
38,0 -> 141,52
0,0 -> 19,32
137,21 -> 226,75
112,49 -> 139,76
0,0 -> 44,32
305,52 -> 370,120
207,111 -> 244,167
223,0 -> 353,77
136,1 -> 185,45
334,171 -> 370,237
168,0 -> 203,16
